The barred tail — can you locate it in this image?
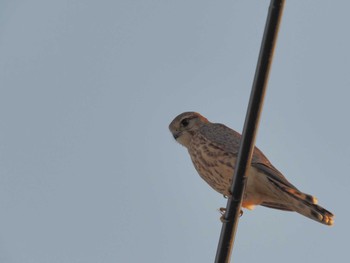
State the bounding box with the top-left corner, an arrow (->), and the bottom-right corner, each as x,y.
291,196 -> 334,226
265,176 -> 335,226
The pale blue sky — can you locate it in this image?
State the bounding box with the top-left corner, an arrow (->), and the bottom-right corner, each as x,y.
0,1 -> 349,262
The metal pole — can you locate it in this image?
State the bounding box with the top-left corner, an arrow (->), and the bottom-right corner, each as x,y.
214,1 -> 285,262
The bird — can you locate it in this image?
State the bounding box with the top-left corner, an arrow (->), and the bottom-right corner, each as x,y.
169,111 -> 334,226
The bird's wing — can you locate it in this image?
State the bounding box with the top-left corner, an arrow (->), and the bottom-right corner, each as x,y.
253,162 -> 317,204
199,123 -> 301,191
198,123 -> 241,155
251,161 -> 298,190
259,202 -> 294,211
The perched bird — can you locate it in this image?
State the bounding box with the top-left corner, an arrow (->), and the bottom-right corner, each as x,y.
169,112 -> 334,226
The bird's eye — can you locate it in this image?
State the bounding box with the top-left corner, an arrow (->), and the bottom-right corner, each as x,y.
180,118 -> 190,127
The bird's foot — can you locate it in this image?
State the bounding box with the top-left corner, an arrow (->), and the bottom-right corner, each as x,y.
219,207 -> 228,223
218,207 -> 243,222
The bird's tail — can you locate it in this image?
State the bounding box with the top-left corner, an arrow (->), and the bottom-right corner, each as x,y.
264,177 -> 334,226
291,196 -> 334,226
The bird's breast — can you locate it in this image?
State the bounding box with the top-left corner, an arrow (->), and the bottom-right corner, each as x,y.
188,135 -> 235,196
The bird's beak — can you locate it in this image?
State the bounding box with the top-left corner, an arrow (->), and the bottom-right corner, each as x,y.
173,132 -> 181,140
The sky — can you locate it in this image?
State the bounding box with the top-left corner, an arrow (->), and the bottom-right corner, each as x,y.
0,1 -> 349,262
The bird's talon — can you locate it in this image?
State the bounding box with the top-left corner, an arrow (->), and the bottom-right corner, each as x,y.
219,207 -> 226,215
219,207 -> 228,222
220,215 -> 229,223
218,207 -> 243,221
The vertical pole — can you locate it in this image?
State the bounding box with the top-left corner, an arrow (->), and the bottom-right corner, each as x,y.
214,1 -> 285,262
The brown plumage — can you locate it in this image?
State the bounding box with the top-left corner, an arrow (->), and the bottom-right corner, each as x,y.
169,112 -> 334,226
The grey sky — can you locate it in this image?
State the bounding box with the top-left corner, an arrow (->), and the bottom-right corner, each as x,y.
0,1 -> 349,262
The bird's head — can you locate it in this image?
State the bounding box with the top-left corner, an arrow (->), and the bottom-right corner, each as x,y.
169,112 -> 209,148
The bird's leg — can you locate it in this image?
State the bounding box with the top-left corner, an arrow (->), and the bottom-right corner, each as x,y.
219,207 -> 228,223
223,187 -> 233,199
219,207 -> 244,222
219,187 -> 244,222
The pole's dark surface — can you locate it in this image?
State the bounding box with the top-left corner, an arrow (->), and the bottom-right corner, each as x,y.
214,1 -> 285,262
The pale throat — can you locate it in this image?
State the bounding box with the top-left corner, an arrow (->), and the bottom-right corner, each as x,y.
176,132 -> 193,148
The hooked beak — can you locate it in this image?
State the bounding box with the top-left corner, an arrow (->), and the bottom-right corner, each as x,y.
172,131 -> 181,140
